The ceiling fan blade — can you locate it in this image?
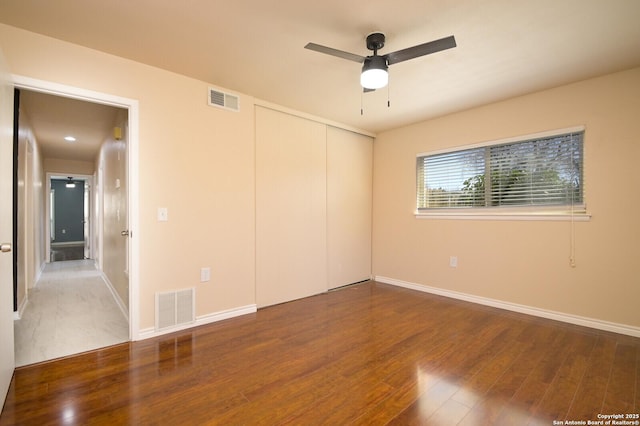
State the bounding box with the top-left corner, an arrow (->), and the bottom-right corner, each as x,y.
363,87 -> 376,93
384,35 -> 456,65
304,42 -> 366,63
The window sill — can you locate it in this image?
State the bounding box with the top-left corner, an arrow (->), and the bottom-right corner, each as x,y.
414,211 -> 591,221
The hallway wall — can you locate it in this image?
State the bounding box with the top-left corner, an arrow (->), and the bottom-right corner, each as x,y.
97,109 -> 129,309
15,106 -> 44,315
44,158 -> 93,175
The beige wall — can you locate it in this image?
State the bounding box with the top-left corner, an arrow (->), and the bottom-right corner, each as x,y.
16,110 -> 27,308
15,108 -> 45,313
97,109 -> 128,308
373,67 -> 640,328
0,24 -> 257,331
27,136 -> 44,289
44,158 -> 94,176
1,24 -> 372,334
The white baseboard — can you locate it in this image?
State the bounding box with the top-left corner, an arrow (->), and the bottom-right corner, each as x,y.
14,296 -> 28,320
100,272 -> 129,322
136,304 -> 257,341
34,261 -> 45,285
375,276 -> 640,338
51,241 -> 84,247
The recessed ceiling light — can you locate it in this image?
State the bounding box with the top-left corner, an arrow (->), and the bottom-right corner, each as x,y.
64,136 -> 76,142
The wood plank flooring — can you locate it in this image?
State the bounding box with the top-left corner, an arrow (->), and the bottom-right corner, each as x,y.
1,281 -> 638,425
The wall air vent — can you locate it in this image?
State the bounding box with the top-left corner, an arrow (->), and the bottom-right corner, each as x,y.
155,288 -> 195,331
208,87 -> 240,112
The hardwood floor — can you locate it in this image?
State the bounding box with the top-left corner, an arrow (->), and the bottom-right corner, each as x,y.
1,281 -> 638,425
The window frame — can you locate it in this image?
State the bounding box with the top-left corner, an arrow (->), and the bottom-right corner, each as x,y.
415,126 -> 590,221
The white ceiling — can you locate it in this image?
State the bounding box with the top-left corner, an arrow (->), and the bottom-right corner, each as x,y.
2,0 -> 640,149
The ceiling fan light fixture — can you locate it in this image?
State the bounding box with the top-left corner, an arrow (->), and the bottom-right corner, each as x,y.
305,32 -> 456,94
360,56 -> 388,89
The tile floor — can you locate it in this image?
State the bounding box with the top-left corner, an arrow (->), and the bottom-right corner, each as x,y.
50,243 -> 85,262
14,260 -> 129,367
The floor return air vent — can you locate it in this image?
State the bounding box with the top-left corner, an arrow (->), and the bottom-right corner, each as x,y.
208,87 -> 240,112
155,288 -> 195,331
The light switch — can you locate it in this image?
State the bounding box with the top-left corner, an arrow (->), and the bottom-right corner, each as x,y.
157,207 -> 168,222
200,267 -> 211,283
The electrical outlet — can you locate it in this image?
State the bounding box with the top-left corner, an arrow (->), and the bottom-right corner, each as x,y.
449,256 -> 458,268
200,267 -> 211,283
157,207 -> 168,222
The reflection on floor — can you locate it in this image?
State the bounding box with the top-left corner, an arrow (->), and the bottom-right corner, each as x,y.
14,259 -> 129,367
50,244 -> 85,262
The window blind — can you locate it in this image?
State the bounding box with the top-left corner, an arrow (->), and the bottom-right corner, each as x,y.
417,131 -> 584,210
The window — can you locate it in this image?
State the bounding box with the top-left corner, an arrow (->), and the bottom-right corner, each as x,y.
416,129 -> 585,217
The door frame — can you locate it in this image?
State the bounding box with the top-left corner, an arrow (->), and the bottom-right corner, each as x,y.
46,174 -> 93,263
12,75 -> 140,340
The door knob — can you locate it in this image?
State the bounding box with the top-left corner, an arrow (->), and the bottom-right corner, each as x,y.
120,230 -> 130,237
1,243 -> 11,253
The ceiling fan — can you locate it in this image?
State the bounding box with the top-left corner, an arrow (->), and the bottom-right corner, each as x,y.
305,32 -> 456,91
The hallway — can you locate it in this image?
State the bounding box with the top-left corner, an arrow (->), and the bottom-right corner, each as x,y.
14,260 -> 128,366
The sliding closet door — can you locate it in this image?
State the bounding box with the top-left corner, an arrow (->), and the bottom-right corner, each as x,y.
255,107 -> 327,307
327,126 -> 373,289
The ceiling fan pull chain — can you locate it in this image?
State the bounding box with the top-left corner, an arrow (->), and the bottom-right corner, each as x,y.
361,89 -> 364,115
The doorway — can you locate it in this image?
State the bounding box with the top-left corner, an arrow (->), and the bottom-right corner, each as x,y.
48,175 -> 91,262
12,78 -> 139,364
